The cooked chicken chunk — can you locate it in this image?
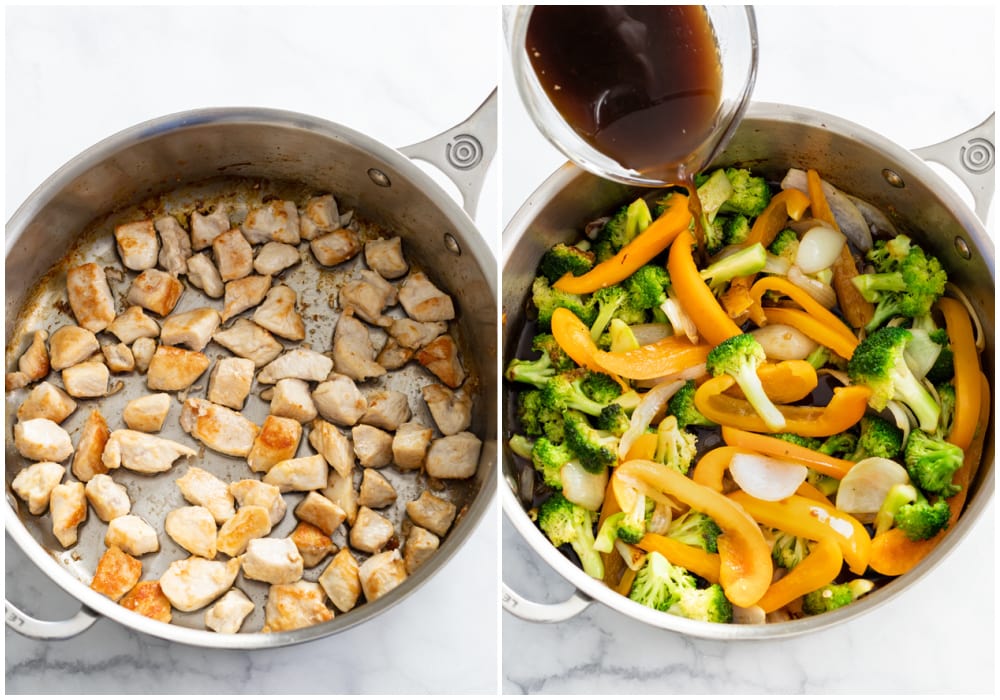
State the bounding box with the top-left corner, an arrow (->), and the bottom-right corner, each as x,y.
66,262 -> 116,332
147,346 -> 210,391
18,330 -> 50,382
105,514 -> 160,556
310,228 -> 361,266
289,521 -> 335,568
262,581 -> 333,632
416,334 -> 465,388
205,588 -> 254,634
332,312 -> 386,382
254,241 -> 300,276
242,537 -> 304,585
155,215 -> 192,277
375,339 -> 414,370
120,580 -> 172,623
213,228 -> 254,282
191,204 -> 230,251
242,200 -> 301,245
404,526 -> 440,574
247,415 -> 302,474
322,471 -> 359,526
102,429 -> 197,474
351,424 -> 393,468
392,421 -> 433,471
123,392 -> 171,433
422,383 -> 472,436
207,357 -> 255,411
406,490 -> 457,537
180,398 -> 260,457
338,270 -> 397,327
91,546 -> 142,602
50,481 -> 87,548
312,375 -> 367,427
217,505 -> 273,557
114,220 -> 159,271
348,506 -> 395,553
308,419 -> 353,479
5,371 -> 29,392
360,389 -> 411,431
262,454 -> 328,493
62,361 -> 109,398
131,338 -> 157,373
85,473 -> 131,522
364,236 -> 409,279
318,548 -> 361,612
258,348 -> 333,384
16,381 -> 76,424
71,410 -> 110,482
398,271 -> 455,322
159,307 -> 221,351
49,325 -> 100,371
294,492 -> 347,536
425,432 -> 482,480
107,306 -> 160,344
230,479 -> 287,526
358,550 -> 408,602
270,378 -> 318,424
176,466 -> 236,524
159,556 -> 241,612
300,194 -> 339,241
212,319 -> 283,368
185,252 -> 225,298
11,461 -> 65,515
252,285 -> 305,341
221,275 -> 272,323
14,418 -> 74,462
387,318 -> 447,350
127,269 -> 184,316
102,342 -> 135,373
165,506 -> 218,558
358,469 -> 397,509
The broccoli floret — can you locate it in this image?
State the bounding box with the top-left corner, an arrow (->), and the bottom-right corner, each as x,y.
594,493 -> 647,551
696,170 -> 735,254
802,580 -> 875,615
848,414 -> 904,461
592,198 -> 653,261
666,509 -> 721,553
935,383 -> 956,439
532,276 -> 596,330
670,583 -> 734,623
530,437 -> 572,489
541,370 -> 609,417
580,372 -> 622,404
517,389 -> 565,443
707,333 -> 786,431
805,469 -> 841,497
874,482 -> 951,540
925,327 -> 955,383
654,415 -> 698,475
537,494 -> 604,579
504,353 -> 557,389
768,228 -> 800,262
507,434 -> 534,460
771,530 -> 812,569
719,168 -> 772,217
699,243 -> 768,292
595,402 -> 631,437
531,333 -> 576,372
722,214 -> 751,246
564,410 -> 618,473
817,432 -> 858,458
538,242 -> 595,284
590,284 -> 646,340
773,433 -> 822,450
668,380 -> 717,429
846,326 -> 941,432
904,429 -> 964,497
629,552 -> 733,622
623,264 -> 671,310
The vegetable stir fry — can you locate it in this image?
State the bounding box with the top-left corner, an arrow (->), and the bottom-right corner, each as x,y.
505,167 -> 989,623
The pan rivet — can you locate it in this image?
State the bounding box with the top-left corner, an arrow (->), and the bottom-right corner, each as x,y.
882,169 -> 905,188
367,168 -> 391,187
443,233 -> 461,256
954,236 -> 972,260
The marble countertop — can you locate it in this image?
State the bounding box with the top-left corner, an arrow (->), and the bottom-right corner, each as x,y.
501,5 -> 995,694
5,6 -> 498,694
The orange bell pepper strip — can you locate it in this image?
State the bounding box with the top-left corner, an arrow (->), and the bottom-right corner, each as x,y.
721,426 -> 855,480
624,432 -> 658,461
553,194 -> 692,294
614,460 -> 772,607
805,169 -> 837,229
749,276 -> 859,359
728,491 -> 872,575
937,297 -> 981,450
667,229 -> 742,346
615,567 -> 639,596
637,532 -> 722,584
692,446 -> 744,492
725,360 -> 818,405
756,538 -> 843,613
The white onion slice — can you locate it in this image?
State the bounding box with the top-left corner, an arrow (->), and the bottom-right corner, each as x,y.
762,253 -> 791,276
787,265 -> 838,308
885,401 -> 913,447
615,541 -> 647,571
845,193 -> 900,238
751,324 -> 819,361
835,457 -> 910,523
635,362 -> 707,390
732,604 -> 766,625
617,379 -> 685,460
660,292 -> 699,344
729,453 -> 808,502
781,168 -> 873,252
630,323 -> 673,346
560,461 -> 607,512
795,225 -> 846,273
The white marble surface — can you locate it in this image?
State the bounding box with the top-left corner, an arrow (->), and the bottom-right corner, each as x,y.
5,6 -> 499,694
501,5 -> 995,694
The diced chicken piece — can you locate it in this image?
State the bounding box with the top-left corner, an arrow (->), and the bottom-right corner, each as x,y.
242,200 -> 300,245
85,473 -> 131,522
147,345 -> 210,391
123,392 -> 171,433
416,334 -> 465,388
62,361 -> 109,398
101,342 -> 135,373
289,521 -> 335,568
16,381 -> 76,424
312,375 -> 367,427
127,269 -> 184,316
263,454 -> 328,493
221,275 -> 272,323
242,537 -> 304,585
131,338 -> 157,374
398,271 -> 455,322
50,481 -> 87,547
91,546 -> 142,602
176,466 -> 236,524
105,514 -> 159,556
254,241 -> 300,276
185,252 -> 224,298
66,262 -> 116,332
406,490 -> 457,537
332,312 -> 386,382
300,194 -> 339,241
358,549 -> 408,602
212,319 -> 283,368
387,318 -> 447,349
207,357 -> 255,411
230,479 -> 287,526
392,421 -> 433,471
308,419 -> 353,479
294,492 -> 346,536
404,526 -> 440,574
120,580 -> 172,623
422,384 -> 472,436
18,330 -> 50,382
338,270 -> 397,327
49,325 -> 99,371
5,371 -> 29,392
262,581 -> 333,632
246,415 -> 302,474
322,470 -> 359,526
252,285 -> 305,341
102,429 -> 196,474
107,306 -> 160,344
165,506 -> 218,558
14,418 -> 74,462
351,424 -> 393,468
258,348 -> 333,384
310,228 -> 361,267
270,378 -> 318,424
318,548 -> 361,612
205,589 -> 254,634
360,389 -> 411,431
159,308 -> 221,351
364,236 -> 409,279
155,215 -> 192,277
159,556 -> 241,612
425,432 -> 482,480
71,410 -> 110,482
217,505 -> 273,557
180,398 -> 259,457
358,469 -> 397,509
348,506 -> 395,553
115,220 -> 159,271
191,204 -> 230,251
11,461 -> 65,515
375,339 -> 414,370
213,228 -> 254,282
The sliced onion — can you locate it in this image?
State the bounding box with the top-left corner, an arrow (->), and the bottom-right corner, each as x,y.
751,324 -> 819,361
634,362 -> 708,390
818,368 -> 850,386
781,168 -> 873,252
795,225 -> 846,273
903,328 -> 942,380
646,501 -> 673,535
845,193 -> 899,238
630,323 -> 673,346
615,541 -> 647,571
729,453 -> 808,502
617,379 -> 686,459
885,401 -> 913,447
787,265 -> 837,308
732,604 -> 766,625
660,292 -> 699,344
762,253 -> 791,276
835,457 -> 910,523
560,460 -> 607,512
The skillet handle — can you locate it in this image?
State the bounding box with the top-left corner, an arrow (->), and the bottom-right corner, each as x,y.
400,89 -> 497,219
6,598 -> 98,640
502,581 -> 592,623
913,112 -> 995,223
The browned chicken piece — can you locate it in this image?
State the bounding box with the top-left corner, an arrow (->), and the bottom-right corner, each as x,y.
147,346 -> 210,392
254,242 -> 300,276
242,200 -> 301,245
416,334 -> 465,389
14,418 -> 74,462
387,318 -> 446,350
398,271 -> 455,322
207,357 -> 255,411
348,506 -> 395,554
403,526 -> 440,574
12,330 -> 50,386
127,269 -> 184,317
11,461 -> 65,515
421,383 -> 472,436
425,432 -> 482,480
216,505 -> 273,557
258,348 -> 333,384
106,514 -> 160,556
213,228 -> 254,282
351,424 -> 393,468
406,490 -> 457,537
72,410 -> 110,482
103,430 -> 197,474
221,274 -> 272,323
252,285 -> 305,341
180,398 -> 260,458
308,419 -> 354,478
312,375 -> 367,427
5,371 -> 30,392
212,319 -> 283,368
115,220 -> 159,271
230,479 -> 287,526
191,204 -> 230,251
185,252 -> 225,298
262,581 -> 333,632
300,194 -> 339,241
358,469 -> 397,509
155,215 -> 192,277
120,580 -> 172,623
358,550 -> 407,602
49,325 -> 100,371
123,392 -> 171,432
338,270 -> 397,327
289,521 -> 336,568
62,361 -> 109,398
270,378 -> 319,424
85,473 -> 131,522
107,306 -> 160,345
332,312 -> 386,382
360,389 -> 411,431
392,421 -> 433,471
294,492 -> 347,536
91,546 -> 142,602
50,481 -> 87,547
131,338 -> 157,374
165,506 -> 218,558
159,556 -> 240,612
102,343 -> 135,373
176,466 -> 236,524
247,415 -> 302,474
364,236 -> 409,280
322,471 -> 359,526
263,454 -> 329,493
318,548 -> 361,612
159,308 -> 221,351
66,262 -> 116,332
16,381 -> 76,424
204,589 -> 254,634
375,339 -> 414,370
242,537 -> 304,585
310,228 -> 361,267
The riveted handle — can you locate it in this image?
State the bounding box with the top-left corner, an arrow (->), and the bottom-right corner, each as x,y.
502,581 -> 592,623
6,598 -> 99,640
913,113 -> 995,223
